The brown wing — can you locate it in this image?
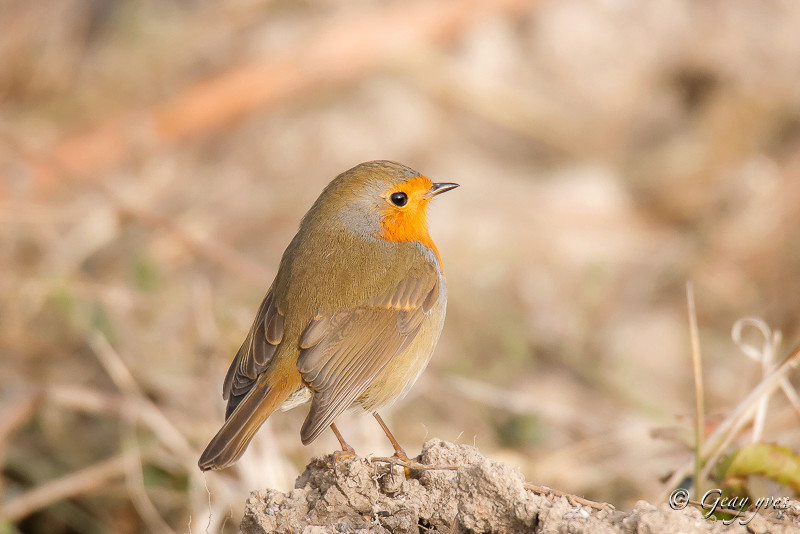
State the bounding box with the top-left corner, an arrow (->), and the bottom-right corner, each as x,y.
296,272 -> 439,444
222,291 -> 285,418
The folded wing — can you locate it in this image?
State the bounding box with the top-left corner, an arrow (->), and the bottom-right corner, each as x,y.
296,270 -> 439,444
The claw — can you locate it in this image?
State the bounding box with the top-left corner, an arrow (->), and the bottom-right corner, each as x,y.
329,423 -> 357,468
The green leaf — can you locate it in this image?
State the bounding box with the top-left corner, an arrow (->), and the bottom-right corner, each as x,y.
718,443 -> 800,493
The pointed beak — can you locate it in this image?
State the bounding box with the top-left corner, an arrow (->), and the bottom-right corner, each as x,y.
424,182 -> 459,199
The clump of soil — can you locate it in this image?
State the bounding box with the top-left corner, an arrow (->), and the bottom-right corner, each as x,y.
240,439 -> 800,533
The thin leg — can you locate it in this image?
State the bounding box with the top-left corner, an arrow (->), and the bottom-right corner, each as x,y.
373,412 -> 411,461
330,422 -> 356,461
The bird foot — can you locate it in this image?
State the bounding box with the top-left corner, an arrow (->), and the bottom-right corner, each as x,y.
332,446 -> 357,468
391,451 -> 423,478
370,454 -> 458,473
390,448 -> 417,464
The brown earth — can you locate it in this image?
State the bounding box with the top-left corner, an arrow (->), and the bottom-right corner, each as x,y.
240,439 -> 800,533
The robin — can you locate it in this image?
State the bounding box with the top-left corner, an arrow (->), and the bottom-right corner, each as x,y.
198,160 -> 458,471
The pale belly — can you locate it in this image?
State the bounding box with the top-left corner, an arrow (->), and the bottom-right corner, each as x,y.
357,282 -> 446,411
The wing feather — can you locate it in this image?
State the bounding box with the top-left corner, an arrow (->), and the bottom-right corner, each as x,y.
222,291 -> 285,418
296,269 -> 439,444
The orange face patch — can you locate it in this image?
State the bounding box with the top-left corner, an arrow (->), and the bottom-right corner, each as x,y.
376,176 -> 442,266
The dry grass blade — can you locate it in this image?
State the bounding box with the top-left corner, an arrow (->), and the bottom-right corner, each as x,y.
99,185 -> 272,286
0,394 -> 41,450
86,330 -> 188,533
44,382 -> 232,528
86,330 -> 142,396
660,340 -> 800,499
0,452 -> 133,522
45,385 -> 125,416
86,331 -> 194,460
730,318 -> 800,426
121,418 -> 176,534
686,282 -> 705,498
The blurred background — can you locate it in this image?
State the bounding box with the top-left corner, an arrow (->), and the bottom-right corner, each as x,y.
2,0 -> 800,532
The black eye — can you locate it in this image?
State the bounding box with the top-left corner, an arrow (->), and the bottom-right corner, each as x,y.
390,192 -> 408,207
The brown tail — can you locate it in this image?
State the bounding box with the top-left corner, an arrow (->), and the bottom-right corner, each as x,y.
198,375 -> 294,471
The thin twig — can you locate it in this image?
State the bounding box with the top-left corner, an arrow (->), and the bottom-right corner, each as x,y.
87,331 -> 194,460
121,413 -> 176,534
100,185 -> 271,286
369,456 -> 460,471
524,483 -> 614,512
0,452 -> 133,522
87,330 -> 187,533
46,384 -> 125,415
0,394 -> 44,496
87,330 -> 142,395
0,393 -> 42,447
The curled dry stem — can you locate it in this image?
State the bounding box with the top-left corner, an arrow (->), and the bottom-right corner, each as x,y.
524,483 -> 615,512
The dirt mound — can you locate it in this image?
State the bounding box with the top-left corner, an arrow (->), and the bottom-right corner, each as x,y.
239,439 -> 800,533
